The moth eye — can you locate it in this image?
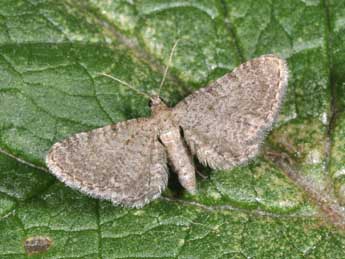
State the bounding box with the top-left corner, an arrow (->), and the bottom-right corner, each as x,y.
148,100 -> 153,107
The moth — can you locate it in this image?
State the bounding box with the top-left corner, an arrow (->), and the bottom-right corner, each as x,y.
46,50 -> 288,208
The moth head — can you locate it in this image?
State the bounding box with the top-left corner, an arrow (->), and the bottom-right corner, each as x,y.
148,95 -> 161,107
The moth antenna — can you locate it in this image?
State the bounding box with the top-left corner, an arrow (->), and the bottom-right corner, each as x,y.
98,73 -> 152,100
158,39 -> 180,97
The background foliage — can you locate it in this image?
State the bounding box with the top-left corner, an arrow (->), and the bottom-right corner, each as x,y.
1,0 -> 345,258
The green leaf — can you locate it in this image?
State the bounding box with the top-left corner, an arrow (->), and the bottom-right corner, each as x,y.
1,0 -> 345,258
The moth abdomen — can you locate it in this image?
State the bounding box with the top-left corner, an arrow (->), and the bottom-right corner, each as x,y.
159,127 -> 197,194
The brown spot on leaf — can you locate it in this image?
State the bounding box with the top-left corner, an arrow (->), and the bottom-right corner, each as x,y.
24,236 -> 52,255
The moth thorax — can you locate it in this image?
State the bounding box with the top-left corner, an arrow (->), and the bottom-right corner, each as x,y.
149,96 -> 168,115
